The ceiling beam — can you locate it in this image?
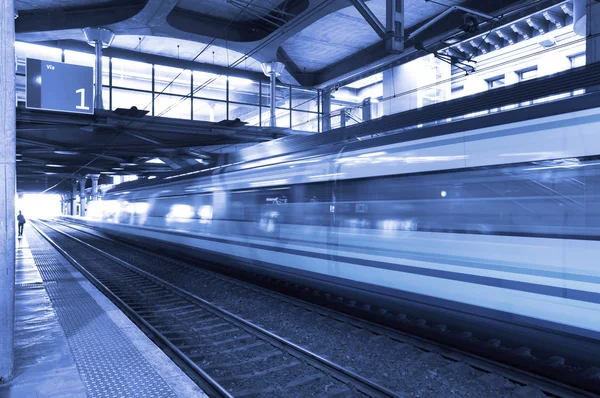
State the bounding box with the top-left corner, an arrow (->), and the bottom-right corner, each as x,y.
315,0 -> 565,88
15,1 -> 144,33
349,0 -> 387,39
37,40 -> 269,83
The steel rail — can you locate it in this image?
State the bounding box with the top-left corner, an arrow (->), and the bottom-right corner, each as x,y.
55,218 -> 599,398
31,220 -> 234,398
35,219 -> 401,398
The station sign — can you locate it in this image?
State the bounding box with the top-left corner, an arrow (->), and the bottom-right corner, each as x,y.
26,58 -> 94,115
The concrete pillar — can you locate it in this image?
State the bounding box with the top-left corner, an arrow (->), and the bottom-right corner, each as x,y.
382,54 -> 450,116
79,177 -> 86,217
91,174 -> 99,201
0,0 -> 16,382
586,0 -> 600,66
322,90 -> 331,132
71,179 -> 78,216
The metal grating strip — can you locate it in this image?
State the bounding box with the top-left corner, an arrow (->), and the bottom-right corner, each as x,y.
26,229 -> 178,398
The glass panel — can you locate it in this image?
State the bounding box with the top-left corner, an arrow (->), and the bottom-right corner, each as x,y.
262,82 -> 290,109
275,109 -> 290,128
154,65 -> 191,96
570,53 -> 586,68
111,88 -> 152,112
16,74 -> 25,102
229,103 -> 260,126
102,87 -> 110,110
292,111 -> 319,132
487,76 -> 505,89
193,99 -> 227,122
15,42 -> 62,75
229,77 -> 261,105
519,68 -> 538,81
291,87 -> 319,112
112,58 -> 152,91
154,94 -> 191,120
64,50 -> 94,66
193,71 -> 227,100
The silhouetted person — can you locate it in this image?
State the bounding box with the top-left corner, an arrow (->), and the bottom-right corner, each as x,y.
17,211 -> 26,237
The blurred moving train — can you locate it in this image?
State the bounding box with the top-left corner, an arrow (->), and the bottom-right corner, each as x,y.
84,96 -> 600,341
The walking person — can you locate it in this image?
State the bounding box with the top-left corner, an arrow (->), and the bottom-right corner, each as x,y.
17,211 -> 26,237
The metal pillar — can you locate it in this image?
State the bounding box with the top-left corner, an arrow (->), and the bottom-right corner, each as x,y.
386,0 -> 404,53
79,177 -> 86,217
82,27 -> 115,110
94,41 -> 103,109
0,0 -> 16,382
362,98 -> 372,122
91,174 -> 99,201
71,179 -> 78,216
270,70 -> 277,127
322,90 -> 332,132
261,62 -> 285,128
340,109 -> 347,128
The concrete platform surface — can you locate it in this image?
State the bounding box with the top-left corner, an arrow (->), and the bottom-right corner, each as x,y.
0,228 -> 207,398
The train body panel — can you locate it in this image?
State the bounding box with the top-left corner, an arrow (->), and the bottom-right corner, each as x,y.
85,98 -> 600,340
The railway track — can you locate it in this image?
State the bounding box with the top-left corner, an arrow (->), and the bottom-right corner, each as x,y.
39,219 -> 598,397
33,219 -> 399,398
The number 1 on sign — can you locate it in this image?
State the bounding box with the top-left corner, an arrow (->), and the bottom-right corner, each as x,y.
75,88 -> 90,110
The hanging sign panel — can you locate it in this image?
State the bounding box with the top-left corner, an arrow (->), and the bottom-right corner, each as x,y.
26,58 -> 94,114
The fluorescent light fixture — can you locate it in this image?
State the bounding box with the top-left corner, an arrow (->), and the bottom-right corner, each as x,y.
46,164 -> 65,168
147,176 -> 156,179
100,171 -> 115,174
112,167 -> 124,170
120,162 -> 137,167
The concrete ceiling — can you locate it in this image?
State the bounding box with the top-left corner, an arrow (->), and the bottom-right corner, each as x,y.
12,0 -> 563,192
14,0 -> 553,88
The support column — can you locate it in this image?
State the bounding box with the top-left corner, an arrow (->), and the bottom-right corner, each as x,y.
71,179 -> 78,216
362,98 -> 372,122
0,0 -> 16,382
91,174 -> 100,201
79,177 -> 86,217
322,90 -> 332,132
269,70 -> 277,127
340,109 -> 347,128
386,0 -> 404,53
82,27 -> 115,110
586,0 -> 600,65
382,54 -> 450,116
260,62 -> 285,128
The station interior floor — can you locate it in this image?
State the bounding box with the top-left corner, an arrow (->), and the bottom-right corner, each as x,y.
0,227 -> 207,398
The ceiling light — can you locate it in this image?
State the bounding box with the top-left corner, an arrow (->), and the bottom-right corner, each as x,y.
148,176 -> 156,179
100,171 -> 115,174
145,158 -> 165,164
120,163 -> 137,167
46,164 -> 65,168
16,153 -> 22,157
54,150 -> 80,155
112,167 -> 124,170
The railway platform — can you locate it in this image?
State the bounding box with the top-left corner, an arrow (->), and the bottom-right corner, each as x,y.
0,227 -> 207,398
